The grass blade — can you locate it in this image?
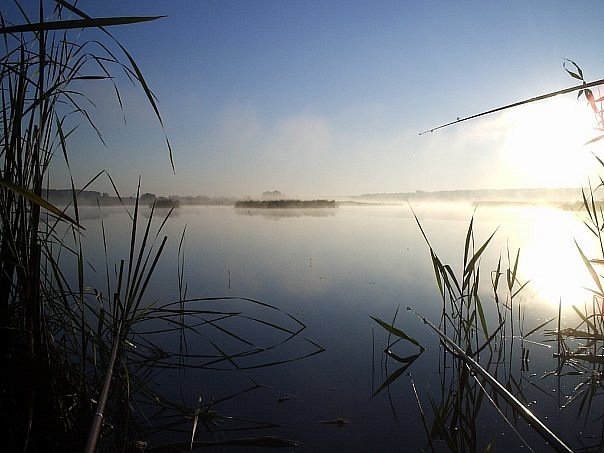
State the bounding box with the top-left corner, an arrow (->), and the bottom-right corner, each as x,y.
370,316 -> 424,350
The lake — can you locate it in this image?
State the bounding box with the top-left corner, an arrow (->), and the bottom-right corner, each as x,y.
73,202 -> 602,451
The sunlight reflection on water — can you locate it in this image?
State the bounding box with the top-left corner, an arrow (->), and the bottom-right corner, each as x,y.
71,202 -> 601,451
478,205 -> 597,309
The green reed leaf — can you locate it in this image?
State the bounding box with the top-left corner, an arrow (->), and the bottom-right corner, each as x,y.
563,59 -> 584,81
430,249 -> 445,298
464,228 -> 498,278
0,16 -> 164,34
572,305 -> 599,335
55,0 -> 174,172
508,248 -> 520,291
370,316 -> 424,350
0,176 -> 82,228
463,215 -> 474,269
564,68 -> 582,81
475,291 -> 490,341
372,360 -> 416,397
511,280 -> 530,300
474,321 -> 504,357
575,239 -> 604,295
444,264 -> 461,294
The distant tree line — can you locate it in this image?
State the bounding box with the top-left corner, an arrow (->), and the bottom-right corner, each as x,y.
43,189 -> 236,206
235,199 -> 336,209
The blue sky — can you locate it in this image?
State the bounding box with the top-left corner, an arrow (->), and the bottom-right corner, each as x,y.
8,1 -> 604,197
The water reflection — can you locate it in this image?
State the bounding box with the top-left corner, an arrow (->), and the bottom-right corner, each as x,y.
485,206 -> 597,308
73,203 -> 602,450
235,207 -> 336,219
372,204 -> 603,451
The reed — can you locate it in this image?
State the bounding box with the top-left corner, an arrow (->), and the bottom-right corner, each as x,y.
0,2 -> 169,448
0,2 -> 324,450
73,191 -> 324,451
373,59 -> 604,451
372,212 -> 571,451
545,62 -> 604,450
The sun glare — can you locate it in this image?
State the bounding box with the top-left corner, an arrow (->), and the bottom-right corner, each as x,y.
510,207 -> 598,307
500,97 -> 597,188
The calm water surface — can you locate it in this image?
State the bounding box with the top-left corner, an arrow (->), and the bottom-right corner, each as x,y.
75,203 -> 601,451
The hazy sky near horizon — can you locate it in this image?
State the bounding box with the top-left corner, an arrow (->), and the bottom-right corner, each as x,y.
8,1 -> 604,197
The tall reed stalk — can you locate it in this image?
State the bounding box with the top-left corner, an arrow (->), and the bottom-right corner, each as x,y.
1,4 -> 324,451
542,62 -> 604,450
374,59 -> 604,451
0,2 -> 167,449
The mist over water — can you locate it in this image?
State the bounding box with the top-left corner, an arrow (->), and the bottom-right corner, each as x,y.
73,203 -> 597,450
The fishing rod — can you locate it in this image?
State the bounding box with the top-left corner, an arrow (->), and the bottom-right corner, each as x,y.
84,260 -> 127,453
407,307 -> 573,453
84,317 -> 124,453
419,78 -> 604,136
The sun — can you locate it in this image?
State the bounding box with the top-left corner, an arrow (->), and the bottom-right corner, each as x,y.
499,96 -> 598,188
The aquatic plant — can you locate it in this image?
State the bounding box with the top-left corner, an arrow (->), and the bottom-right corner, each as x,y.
78,189 -> 324,451
0,2 -> 324,451
234,199 -> 336,209
542,68 -> 604,449
0,2 -> 169,448
373,213 -> 572,451
373,59 -> 604,451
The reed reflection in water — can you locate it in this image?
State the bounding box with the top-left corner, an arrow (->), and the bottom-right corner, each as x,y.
73,203 -> 599,451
